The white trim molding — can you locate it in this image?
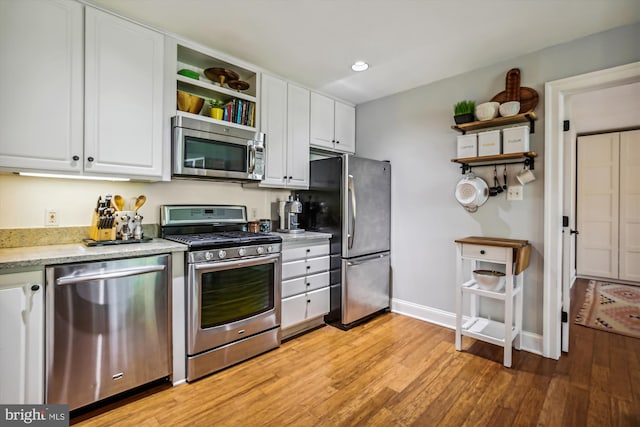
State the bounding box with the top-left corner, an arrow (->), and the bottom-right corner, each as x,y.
391,298 -> 543,356
543,61 -> 640,360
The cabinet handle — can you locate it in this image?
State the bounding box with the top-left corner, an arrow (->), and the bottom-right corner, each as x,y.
87,156 -> 94,162
72,155 -> 80,161
480,250 -> 485,254
31,284 -> 40,291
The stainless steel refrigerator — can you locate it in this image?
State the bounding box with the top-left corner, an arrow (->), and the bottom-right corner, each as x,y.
299,155 -> 391,328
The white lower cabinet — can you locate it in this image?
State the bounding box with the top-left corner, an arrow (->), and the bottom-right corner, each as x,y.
0,270 -> 44,404
280,239 -> 330,338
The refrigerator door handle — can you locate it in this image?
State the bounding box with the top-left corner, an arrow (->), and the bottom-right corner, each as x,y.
348,174 -> 356,249
346,252 -> 389,266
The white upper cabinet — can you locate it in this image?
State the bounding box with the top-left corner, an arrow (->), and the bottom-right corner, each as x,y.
260,74 -> 309,189
0,1 -> 164,180
0,0 -> 84,173
310,92 -> 355,154
84,8 -> 164,179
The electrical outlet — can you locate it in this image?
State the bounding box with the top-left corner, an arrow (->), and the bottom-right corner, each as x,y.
45,209 -> 59,226
507,185 -> 524,201
251,208 -> 258,219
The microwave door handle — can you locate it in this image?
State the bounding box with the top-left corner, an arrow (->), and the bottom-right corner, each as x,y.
248,144 -> 256,174
348,174 -> 356,249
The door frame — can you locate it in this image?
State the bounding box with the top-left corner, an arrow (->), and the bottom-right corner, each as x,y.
543,61 -> 640,359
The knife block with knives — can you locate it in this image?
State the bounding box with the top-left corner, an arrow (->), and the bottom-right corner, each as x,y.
90,194 -> 117,241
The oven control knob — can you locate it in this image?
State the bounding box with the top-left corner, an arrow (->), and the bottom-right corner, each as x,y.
257,246 -> 265,254
267,245 -> 273,253
205,252 -> 214,260
218,250 -> 227,259
238,248 -> 247,256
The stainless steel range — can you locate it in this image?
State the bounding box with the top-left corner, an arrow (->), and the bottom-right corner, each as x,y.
161,205 -> 282,382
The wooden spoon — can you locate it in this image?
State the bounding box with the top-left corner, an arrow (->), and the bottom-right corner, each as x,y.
112,195 -> 124,211
133,195 -> 146,211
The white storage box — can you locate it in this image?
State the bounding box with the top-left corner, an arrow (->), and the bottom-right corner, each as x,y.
502,125 -> 530,154
456,134 -> 477,158
478,130 -> 501,156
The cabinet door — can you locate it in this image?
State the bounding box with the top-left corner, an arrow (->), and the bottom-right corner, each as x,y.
281,287 -> 329,329
334,101 -> 356,154
0,271 -> 44,404
310,92 -> 335,150
0,0 -> 83,173
619,130 -> 640,282
286,83 -> 310,189
260,74 -> 288,186
84,8 -> 164,179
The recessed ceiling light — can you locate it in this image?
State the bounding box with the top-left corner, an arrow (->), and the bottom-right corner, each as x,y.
351,61 -> 369,72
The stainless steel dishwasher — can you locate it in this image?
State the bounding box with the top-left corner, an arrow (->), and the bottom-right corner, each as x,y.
45,254 -> 171,411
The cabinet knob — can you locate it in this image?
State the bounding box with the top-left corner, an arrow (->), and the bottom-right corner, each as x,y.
306,282 -> 310,287
480,250 -> 485,254
336,140 -> 340,144
332,139 -> 335,143
87,156 -> 95,162
289,176 -> 293,180
306,249 -> 311,253
31,284 -> 40,291
72,155 -> 80,161
306,265 -> 311,269
307,300 -> 311,304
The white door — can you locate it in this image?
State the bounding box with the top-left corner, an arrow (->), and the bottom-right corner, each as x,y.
619,129 -> 640,282
260,74 -> 288,186
0,271 -> 44,404
84,7 -> 164,179
286,83 -> 310,189
0,0 -> 84,173
576,133 -> 620,279
334,101 -> 356,154
310,92 -> 335,150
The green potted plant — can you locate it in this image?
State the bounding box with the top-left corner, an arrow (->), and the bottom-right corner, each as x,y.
453,100 -> 476,125
209,99 -> 224,120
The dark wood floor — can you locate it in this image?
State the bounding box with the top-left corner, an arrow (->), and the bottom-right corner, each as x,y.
74,279 -> 640,426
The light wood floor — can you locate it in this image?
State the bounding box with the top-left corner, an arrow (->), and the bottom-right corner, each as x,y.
74,279 -> 640,426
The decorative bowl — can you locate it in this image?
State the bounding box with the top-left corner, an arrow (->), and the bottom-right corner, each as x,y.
472,269 -> 505,291
499,101 -> 521,117
177,91 -> 204,114
475,102 -> 500,121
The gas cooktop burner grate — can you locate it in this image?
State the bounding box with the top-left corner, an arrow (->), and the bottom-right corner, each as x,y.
164,231 -> 280,250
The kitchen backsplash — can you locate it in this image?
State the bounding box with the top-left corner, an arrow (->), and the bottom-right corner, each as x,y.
0,225 -> 158,248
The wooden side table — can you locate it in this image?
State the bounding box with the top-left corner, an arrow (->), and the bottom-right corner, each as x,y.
454,236 -> 531,367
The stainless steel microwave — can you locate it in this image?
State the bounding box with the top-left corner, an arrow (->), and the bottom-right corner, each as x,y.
172,116 -> 265,181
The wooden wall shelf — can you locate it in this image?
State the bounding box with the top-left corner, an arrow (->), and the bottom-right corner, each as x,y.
451,151 -> 537,174
451,112 -> 537,134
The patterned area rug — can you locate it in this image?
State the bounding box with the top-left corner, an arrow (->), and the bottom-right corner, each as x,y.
575,280 -> 640,339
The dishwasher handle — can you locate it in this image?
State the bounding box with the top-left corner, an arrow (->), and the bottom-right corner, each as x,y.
56,264 -> 166,286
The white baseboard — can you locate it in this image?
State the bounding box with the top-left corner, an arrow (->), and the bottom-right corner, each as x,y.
391,298 -> 543,356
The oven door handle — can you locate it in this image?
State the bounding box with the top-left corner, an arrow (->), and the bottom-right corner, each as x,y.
56,265 -> 166,286
193,253 -> 280,271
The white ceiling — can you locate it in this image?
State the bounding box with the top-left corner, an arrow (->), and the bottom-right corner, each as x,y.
87,0 -> 639,105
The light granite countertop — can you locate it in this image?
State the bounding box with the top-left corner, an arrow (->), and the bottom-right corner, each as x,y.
0,239 -> 187,271
272,231 -> 332,242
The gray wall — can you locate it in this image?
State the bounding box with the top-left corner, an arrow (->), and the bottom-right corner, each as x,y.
355,23 -> 640,335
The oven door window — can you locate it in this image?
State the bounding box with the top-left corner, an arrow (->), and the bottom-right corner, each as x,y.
184,135 -> 247,172
200,264 -> 274,328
